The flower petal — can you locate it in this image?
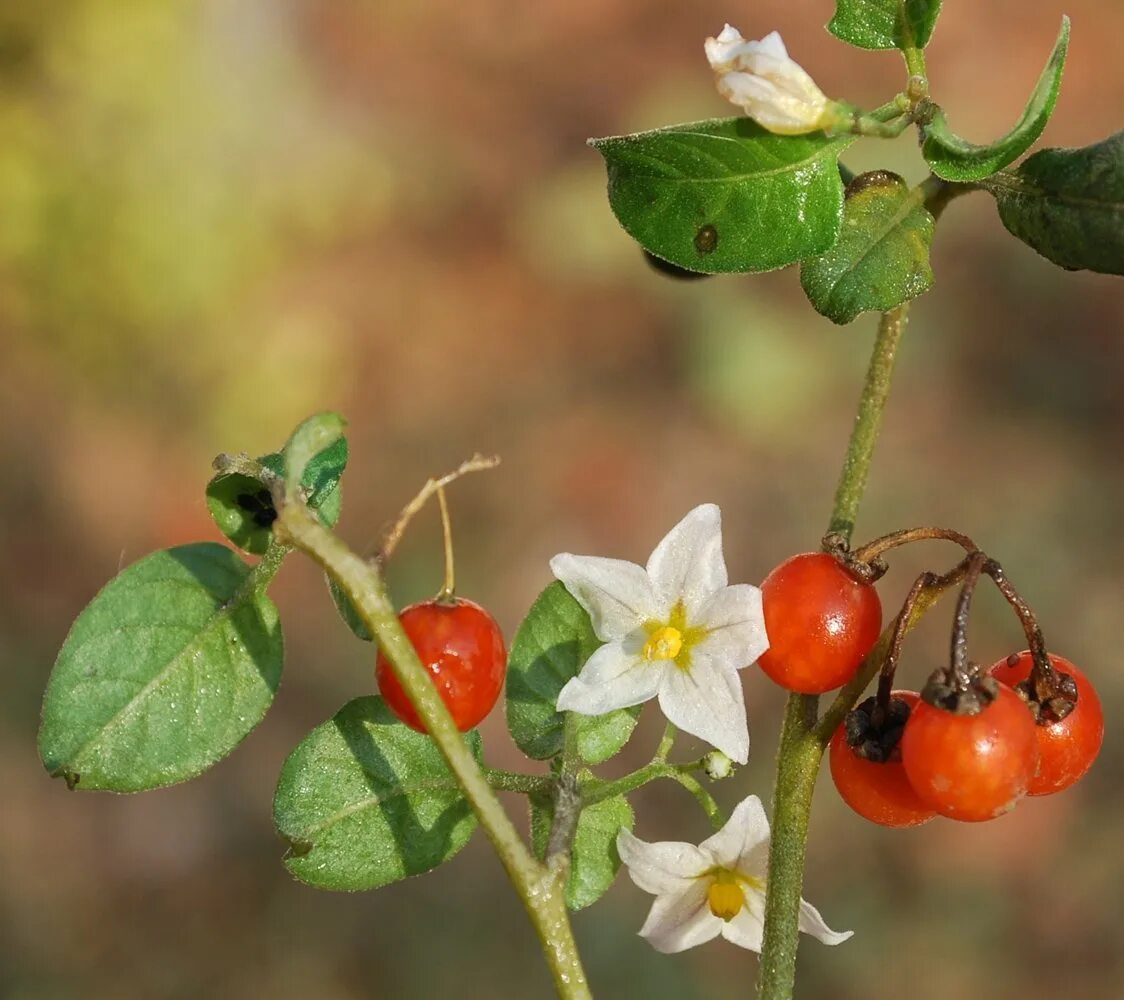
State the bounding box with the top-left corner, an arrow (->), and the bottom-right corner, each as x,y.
720,895 -> 765,952
658,658 -> 749,763
638,879 -> 721,954
617,828 -> 711,895
693,583 -> 769,672
555,641 -> 662,715
699,795 -> 770,871
798,898 -> 854,946
704,23 -> 747,71
550,553 -> 661,641
754,30 -> 789,60
645,503 -> 727,614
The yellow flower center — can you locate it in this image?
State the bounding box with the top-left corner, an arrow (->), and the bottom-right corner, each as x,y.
707,870 -> 746,921
642,626 -> 683,662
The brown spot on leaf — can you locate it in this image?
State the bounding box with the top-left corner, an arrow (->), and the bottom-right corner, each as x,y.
694,224 -> 718,255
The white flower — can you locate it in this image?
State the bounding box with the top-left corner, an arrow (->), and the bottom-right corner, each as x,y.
617,795 -> 853,954
705,25 -> 834,135
551,504 -> 767,764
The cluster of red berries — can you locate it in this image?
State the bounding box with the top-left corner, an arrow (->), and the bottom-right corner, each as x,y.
757,551 -> 1104,828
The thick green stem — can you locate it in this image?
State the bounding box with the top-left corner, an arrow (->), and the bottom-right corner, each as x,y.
274,502 -> 589,999
758,306 -> 910,1000
826,306 -> 909,541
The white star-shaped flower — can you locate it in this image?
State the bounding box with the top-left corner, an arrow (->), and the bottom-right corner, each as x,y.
705,25 -> 834,135
617,795 -> 853,953
551,504 -> 767,763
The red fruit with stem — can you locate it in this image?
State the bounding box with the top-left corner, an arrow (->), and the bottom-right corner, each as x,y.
377,597 -> 506,733
756,552 -> 882,694
901,683 -> 1039,822
830,691 -> 936,828
989,651 -> 1103,795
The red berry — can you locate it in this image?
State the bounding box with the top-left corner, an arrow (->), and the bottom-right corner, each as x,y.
989,651 -> 1103,795
376,597 -> 506,733
829,691 -> 937,828
901,684 -> 1039,822
756,552 -> 882,694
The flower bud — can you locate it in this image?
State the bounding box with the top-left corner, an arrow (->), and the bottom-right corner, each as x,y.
703,750 -> 735,781
705,25 -> 834,135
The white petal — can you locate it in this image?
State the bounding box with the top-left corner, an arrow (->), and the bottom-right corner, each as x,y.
798,898 -> 854,946
657,658 -> 749,764
550,553 -> 661,641
638,880 -> 721,954
704,24 -> 748,71
556,641 -> 662,715
720,894 -> 765,952
617,828 -> 711,895
754,30 -> 789,60
645,504 -> 727,614
699,795 -> 770,871
693,584 -> 769,672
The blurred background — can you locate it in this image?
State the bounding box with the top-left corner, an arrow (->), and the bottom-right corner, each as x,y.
2,1 -> 1122,997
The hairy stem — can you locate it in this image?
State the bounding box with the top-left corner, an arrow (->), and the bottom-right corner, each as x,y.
274,501 -> 589,999
759,306 -> 910,1000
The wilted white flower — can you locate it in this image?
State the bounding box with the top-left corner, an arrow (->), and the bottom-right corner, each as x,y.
617,795 -> 853,954
551,504 -> 767,764
705,25 -> 834,135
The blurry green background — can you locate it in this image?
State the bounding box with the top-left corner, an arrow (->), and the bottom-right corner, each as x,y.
2,1 -> 1122,997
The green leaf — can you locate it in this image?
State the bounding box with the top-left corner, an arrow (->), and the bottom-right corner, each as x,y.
983,132 -> 1124,276
592,118 -> 854,274
207,436 -> 348,555
800,171 -> 934,324
328,575 -> 373,641
530,792 -> 634,911
922,17 -> 1069,182
39,543 -> 283,792
283,412 -> 347,502
274,696 -> 480,891
506,582 -> 640,765
828,0 -> 942,51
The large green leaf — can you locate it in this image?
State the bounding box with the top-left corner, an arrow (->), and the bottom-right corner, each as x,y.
207,435 -> 348,555
506,582 -> 640,765
274,697 -> 480,891
922,17 -> 1069,182
530,792 -> 634,911
592,118 -> 854,273
828,0 -> 942,51
39,543 -> 283,792
984,132 -> 1124,276
800,171 -> 934,324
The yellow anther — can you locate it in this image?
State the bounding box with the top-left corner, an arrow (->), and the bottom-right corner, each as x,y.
707,874 -> 745,921
642,626 -> 683,662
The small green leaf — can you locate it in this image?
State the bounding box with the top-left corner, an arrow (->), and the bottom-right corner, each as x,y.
983,132 -> 1124,276
274,696 -> 480,891
284,411 -> 347,502
506,582 -> 640,765
828,0 -> 942,51
592,118 -> 854,273
922,17 -> 1069,182
328,575 -> 373,642
800,171 -> 934,324
530,792 -> 634,910
39,543 -> 283,792
207,436 -> 348,555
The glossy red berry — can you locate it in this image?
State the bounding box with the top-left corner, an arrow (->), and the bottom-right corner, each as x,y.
829,691 -> 936,828
756,552 -> 882,694
901,684 -> 1039,822
989,651 -> 1103,795
376,597 -> 506,733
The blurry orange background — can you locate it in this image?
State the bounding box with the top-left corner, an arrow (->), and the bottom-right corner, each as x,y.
2,2 -> 1122,997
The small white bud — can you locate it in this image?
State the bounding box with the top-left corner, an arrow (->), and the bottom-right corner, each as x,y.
703,749 -> 735,781
705,25 -> 834,135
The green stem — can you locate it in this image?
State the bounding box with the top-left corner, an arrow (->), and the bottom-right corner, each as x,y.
826,305 -> 909,541
275,502 -> 589,1000
483,768 -> 554,796
758,305 -> 910,1000
583,755 -> 713,807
